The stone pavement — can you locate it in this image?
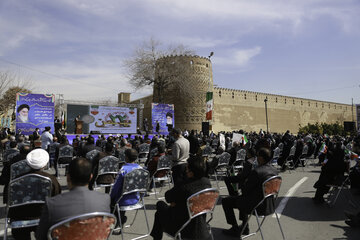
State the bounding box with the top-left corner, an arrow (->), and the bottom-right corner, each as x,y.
1,160 -> 360,239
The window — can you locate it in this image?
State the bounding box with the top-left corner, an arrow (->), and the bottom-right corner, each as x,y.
244,94 -> 247,100
276,97 -> 278,103
219,91 -> 221,98
255,95 -> 258,101
301,101 -> 303,106
232,92 -> 234,99
285,98 -> 287,104
293,99 -> 295,104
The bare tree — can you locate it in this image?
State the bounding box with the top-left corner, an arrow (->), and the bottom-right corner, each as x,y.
124,38 -> 195,102
0,71 -> 33,116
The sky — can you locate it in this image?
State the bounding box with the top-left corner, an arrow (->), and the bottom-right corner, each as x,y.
0,0 -> 359,105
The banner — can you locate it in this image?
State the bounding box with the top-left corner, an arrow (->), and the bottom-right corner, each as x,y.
151,103 -> 175,135
89,106 -> 137,134
15,93 -> 55,135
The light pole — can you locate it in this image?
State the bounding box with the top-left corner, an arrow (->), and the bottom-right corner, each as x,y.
264,97 -> 269,133
208,52 -> 214,91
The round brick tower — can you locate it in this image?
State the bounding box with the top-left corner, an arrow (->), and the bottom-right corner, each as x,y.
153,55 -> 213,131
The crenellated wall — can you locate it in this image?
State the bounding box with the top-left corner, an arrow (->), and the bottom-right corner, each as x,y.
212,87 -> 352,133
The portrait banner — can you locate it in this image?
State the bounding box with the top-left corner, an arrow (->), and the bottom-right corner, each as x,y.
15,93 -> 55,135
151,103 -> 175,135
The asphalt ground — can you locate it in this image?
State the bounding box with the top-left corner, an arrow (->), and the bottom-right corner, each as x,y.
1,159 -> 360,240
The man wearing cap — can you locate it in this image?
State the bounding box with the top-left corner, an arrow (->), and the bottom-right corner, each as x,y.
10,148 -> 61,240
170,128 -> 190,185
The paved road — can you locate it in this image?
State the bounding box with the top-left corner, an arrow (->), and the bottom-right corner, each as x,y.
1,159 -> 360,240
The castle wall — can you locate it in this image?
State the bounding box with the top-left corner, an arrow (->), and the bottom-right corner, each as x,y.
212,87 -> 353,133
130,54 -> 353,134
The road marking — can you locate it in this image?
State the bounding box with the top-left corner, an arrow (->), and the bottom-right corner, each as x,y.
273,176 -> 308,218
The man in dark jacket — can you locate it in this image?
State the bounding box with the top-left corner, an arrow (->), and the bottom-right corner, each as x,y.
222,147 -> 278,237
36,157 -> 110,240
150,155 -> 212,240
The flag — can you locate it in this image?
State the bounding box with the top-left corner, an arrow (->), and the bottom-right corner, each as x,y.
206,92 -> 213,120
319,143 -> 327,154
242,135 -> 249,146
345,149 -> 359,160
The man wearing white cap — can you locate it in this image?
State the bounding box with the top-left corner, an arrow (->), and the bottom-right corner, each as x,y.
10,149 -> 61,240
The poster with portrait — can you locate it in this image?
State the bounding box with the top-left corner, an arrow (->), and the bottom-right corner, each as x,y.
15,93 -> 55,135
88,106 -> 137,134
151,103 -> 175,135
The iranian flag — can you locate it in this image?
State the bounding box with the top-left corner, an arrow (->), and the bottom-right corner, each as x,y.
345,149 -> 359,160
206,92 -> 213,120
319,143 -> 327,154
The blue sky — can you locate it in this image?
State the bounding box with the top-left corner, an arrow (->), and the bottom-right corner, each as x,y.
0,0 -> 359,105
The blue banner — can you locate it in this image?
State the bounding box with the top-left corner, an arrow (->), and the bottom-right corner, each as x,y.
15,93 -> 55,135
151,103 -> 174,135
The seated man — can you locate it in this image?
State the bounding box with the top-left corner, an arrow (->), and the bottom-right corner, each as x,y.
222,147 -> 278,237
313,140 -> 347,203
150,155 -> 212,240
36,157 -> 111,240
146,144 -> 166,178
10,148 -> 61,240
223,148 -> 257,196
110,148 -> 141,231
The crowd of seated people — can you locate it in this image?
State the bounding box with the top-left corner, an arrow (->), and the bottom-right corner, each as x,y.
1,126 -> 360,240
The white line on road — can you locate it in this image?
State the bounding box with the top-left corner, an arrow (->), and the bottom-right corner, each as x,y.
273,177 -> 308,218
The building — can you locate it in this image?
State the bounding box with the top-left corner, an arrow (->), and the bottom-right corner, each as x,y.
129,55 -> 353,134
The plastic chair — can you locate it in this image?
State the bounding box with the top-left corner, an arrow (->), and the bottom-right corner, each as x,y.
10,159 -> 31,180
4,174 -> 52,240
47,212 -> 116,240
113,168 -> 151,240
271,147 -> 280,167
152,155 -> 174,199
240,175 -> 285,240
138,143 -> 150,164
86,149 -> 100,164
283,145 -> 296,172
213,152 -> 231,189
232,149 -> 246,173
202,146 -> 213,157
94,156 -> 120,190
56,145 -> 74,176
167,188 -> 220,240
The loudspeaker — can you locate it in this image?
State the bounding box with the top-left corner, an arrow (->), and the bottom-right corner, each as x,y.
344,121 -> 356,132
202,122 -> 210,136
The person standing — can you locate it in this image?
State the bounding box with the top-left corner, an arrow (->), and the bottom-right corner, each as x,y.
41,126 -> 53,151
170,128 -> 190,185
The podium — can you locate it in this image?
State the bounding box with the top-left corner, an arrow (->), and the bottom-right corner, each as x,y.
75,120 -> 83,134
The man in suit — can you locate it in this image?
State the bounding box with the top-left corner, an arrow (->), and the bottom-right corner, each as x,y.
150,155 -> 212,240
36,157 -> 111,240
222,147 -> 278,237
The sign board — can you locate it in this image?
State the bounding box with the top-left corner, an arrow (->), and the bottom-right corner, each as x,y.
15,93 -> 55,135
